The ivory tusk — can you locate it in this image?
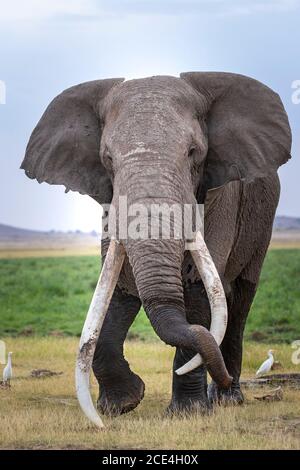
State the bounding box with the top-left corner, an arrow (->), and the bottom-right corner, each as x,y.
75,239 -> 125,428
176,231 -> 228,376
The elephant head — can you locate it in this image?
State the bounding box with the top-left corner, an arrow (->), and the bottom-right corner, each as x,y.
21,73 -> 291,427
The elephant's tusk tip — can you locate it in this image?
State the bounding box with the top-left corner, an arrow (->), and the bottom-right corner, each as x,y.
75,366 -> 105,429
175,353 -> 202,375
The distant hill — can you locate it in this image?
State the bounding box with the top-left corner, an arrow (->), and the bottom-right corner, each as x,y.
0,223 -> 100,256
0,223 -> 48,241
273,216 -> 300,231
1,217 -> 299,240
0,218 -> 299,255
0,223 -> 99,241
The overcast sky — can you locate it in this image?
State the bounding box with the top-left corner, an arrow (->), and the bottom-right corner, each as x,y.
0,0 -> 299,231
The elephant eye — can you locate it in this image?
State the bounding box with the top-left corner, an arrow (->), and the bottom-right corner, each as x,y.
188,147 -> 197,158
102,148 -> 113,169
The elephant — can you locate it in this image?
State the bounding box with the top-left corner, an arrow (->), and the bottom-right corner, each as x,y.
21,72 -> 291,426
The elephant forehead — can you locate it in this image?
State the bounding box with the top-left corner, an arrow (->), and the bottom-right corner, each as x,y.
106,75 -> 206,113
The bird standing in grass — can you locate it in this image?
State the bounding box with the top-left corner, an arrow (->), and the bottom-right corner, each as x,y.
256,349 -> 275,377
3,352 -> 13,386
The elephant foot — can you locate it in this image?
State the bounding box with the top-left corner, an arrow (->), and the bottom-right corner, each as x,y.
208,381 -> 244,406
166,397 -> 212,417
97,372 -> 145,417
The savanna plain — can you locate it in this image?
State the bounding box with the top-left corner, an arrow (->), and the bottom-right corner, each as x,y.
0,248 -> 299,450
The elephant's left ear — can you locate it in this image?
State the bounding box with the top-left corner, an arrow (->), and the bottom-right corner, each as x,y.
180,72 -> 292,192
20,78 -> 124,204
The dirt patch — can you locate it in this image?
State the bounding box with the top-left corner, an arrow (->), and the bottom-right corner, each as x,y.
30,369 -> 63,378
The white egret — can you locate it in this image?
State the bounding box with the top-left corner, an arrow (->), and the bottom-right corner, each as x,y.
256,349 -> 275,377
3,352 -> 13,386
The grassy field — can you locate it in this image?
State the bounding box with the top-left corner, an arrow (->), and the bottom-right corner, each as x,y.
1,250 -> 299,450
0,337 -> 299,450
0,249 -> 299,342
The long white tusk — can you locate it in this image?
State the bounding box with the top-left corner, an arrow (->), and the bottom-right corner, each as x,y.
75,239 -> 125,428
176,231 -> 228,376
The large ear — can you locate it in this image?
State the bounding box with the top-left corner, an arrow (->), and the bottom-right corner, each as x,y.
180,72 -> 292,196
20,78 -> 124,204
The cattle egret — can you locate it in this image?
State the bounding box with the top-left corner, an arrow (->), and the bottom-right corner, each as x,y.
3,352 -> 13,386
256,349 -> 275,377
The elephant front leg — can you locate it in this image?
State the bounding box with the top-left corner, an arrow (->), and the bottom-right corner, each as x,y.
168,282 -> 211,414
92,286 -> 145,416
208,278 -> 256,405
168,348 -> 210,414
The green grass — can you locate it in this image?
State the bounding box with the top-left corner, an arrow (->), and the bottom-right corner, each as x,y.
0,255 -> 156,339
0,249 -> 299,342
1,337 -> 300,450
245,249 -> 300,343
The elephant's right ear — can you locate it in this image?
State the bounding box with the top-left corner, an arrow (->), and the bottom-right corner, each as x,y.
20,78 -> 124,204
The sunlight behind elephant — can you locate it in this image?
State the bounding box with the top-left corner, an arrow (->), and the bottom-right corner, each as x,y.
67,193 -> 102,233
1,337 -> 299,450
124,66 -> 181,81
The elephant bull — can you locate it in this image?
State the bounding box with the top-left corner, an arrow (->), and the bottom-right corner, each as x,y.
21,73 -> 291,427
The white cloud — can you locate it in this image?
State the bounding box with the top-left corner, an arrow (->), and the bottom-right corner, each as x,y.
0,0 -> 299,22
0,0 -> 96,21
222,0 -> 300,16
97,0 -> 300,18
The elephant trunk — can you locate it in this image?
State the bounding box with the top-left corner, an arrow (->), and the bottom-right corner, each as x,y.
124,236 -> 232,391
115,159 -> 232,389
75,154 -> 231,428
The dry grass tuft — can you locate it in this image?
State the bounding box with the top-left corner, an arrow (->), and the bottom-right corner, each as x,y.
0,338 -> 299,449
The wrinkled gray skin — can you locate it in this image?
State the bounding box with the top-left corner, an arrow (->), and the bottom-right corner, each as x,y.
21,72 -> 291,415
